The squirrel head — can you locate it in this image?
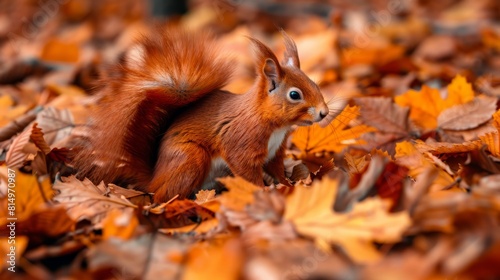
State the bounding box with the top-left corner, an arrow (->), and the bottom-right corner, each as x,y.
250,31 -> 329,127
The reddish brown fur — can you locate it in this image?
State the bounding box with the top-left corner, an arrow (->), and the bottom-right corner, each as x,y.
74,27 -> 328,203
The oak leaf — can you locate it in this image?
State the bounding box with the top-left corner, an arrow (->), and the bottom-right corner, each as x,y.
284,177 -> 410,263
292,105 -> 375,155
52,175 -> 136,225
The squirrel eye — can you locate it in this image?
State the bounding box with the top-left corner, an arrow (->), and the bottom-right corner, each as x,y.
289,90 -> 301,100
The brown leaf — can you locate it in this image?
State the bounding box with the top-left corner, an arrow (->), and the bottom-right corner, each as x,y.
194,189 -> 216,204
415,139 -> 484,155
354,97 -> 411,135
5,122 -> 35,168
52,176 -> 136,225
35,106 -> 75,147
437,96 -> 497,130
30,123 -> 51,154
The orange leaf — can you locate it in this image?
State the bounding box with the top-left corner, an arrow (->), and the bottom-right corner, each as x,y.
41,39 -> 80,63
183,237 -> 243,280
493,110 -> 500,130
479,132 -> 500,157
395,75 -> 475,130
218,176 -> 260,211
102,208 -> 138,240
292,105 -> 375,154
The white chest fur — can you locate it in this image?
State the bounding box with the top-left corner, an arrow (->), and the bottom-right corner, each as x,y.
266,127 -> 289,161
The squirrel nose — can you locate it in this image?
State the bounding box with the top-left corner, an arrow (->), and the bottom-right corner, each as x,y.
319,110 -> 327,120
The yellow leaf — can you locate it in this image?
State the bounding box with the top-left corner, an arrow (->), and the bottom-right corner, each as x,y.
102,208 -> 138,240
292,105 -> 375,154
0,168 -> 53,225
284,177 -> 410,263
394,75 -> 474,130
445,75 -> 475,107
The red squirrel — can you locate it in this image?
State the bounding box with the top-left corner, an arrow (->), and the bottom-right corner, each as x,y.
74,27 -> 329,203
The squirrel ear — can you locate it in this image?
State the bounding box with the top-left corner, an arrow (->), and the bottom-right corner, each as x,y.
249,37 -> 283,83
280,30 -> 300,69
263,58 -> 280,82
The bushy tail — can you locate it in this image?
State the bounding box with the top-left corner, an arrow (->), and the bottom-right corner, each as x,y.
74,27 -> 234,187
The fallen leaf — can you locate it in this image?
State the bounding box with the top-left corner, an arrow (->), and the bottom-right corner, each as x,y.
183,237 -> 243,280
284,177 -> 411,263
52,176 -> 136,225
218,176 -> 261,211
194,189 -> 216,204
292,105 -> 375,154
395,75 -> 475,130
437,96 -> 497,130
145,199 -> 215,229
0,168 -> 53,223
102,208 -> 139,240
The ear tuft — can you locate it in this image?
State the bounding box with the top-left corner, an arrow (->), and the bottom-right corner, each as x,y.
280,30 -> 300,69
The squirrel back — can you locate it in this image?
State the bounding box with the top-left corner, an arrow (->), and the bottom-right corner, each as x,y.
74,28 -> 233,186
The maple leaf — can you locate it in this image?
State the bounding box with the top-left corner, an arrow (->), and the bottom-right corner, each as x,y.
395,75 -> 474,130
284,177 -> 411,263
292,105 -> 375,155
